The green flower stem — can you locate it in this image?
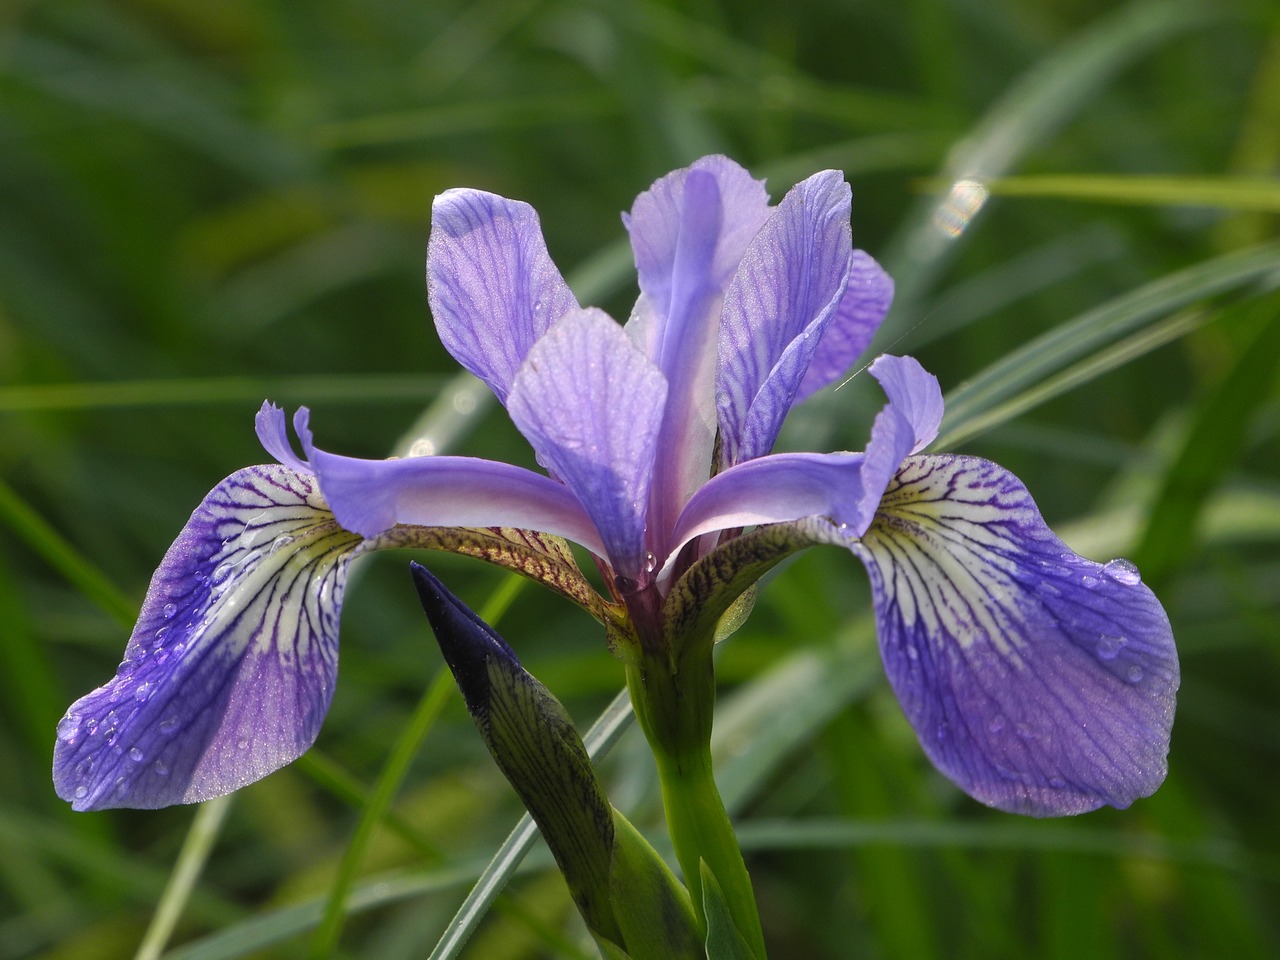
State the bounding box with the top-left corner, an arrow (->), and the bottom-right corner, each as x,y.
624,646 -> 766,959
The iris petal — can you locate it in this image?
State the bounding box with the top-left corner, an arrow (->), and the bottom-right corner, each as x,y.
255,402 -> 310,473
717,170 -> 854,465
853,455 -> 1179,815
665,451 -> 869,568
53,466 -> 360,810
794,250 -> 894,403
427,188 -> 579,404
666,352 -> 941,573
295,409 -> 605,555
868,354 -> 943,454
506,308 -> 668,579
624,156 -> 772,549
624,155 -> 771,342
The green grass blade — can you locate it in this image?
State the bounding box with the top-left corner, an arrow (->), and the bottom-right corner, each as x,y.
158,856 -> 551,960
309,573 -> 526,958
937,242 -> 1280,445
0,375 -> 449,413
0,551 -> 67,760
0,807 -> 240,925
1133,291 -> 1280,586
935,306 -> 1210,449
313,93 -> 617,150
290,751 -> 444,861
308,671 -> 458,959
134,797 -> 235,960
980,174 -> 1280,212
713,636 -> 881,813
881,0 -> 1211,323
0,477 -> 136,628
733,819 -> 1280,880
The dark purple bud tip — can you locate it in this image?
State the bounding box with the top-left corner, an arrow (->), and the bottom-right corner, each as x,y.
410,562 -> 520,719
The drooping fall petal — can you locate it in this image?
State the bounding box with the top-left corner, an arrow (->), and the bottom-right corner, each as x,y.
54,466 -> 360,810
853,455 -> 1179,815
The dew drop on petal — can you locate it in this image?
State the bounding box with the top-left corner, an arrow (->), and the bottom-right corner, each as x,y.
57,714 -> 81,743
74,785 -> 88,800
1080,574 -> 1099,589
159,717 -> 179,735
1126,665 -> 1145,684
1102,558 -> 1142,585
129,747 -> 144,763
1095,635 -> 1127,661
162,602 -> 178,619
153,760 -> 169,777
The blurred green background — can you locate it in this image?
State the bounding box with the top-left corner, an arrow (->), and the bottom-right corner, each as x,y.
2,0 -> 1278,957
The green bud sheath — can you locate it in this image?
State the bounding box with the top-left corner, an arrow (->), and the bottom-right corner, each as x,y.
411,562 -> 624,947
700,862 -> 759,960
609,811 -> 703,960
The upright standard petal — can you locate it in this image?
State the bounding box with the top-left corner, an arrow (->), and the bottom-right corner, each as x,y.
717,170 -> 854,465
853,455 -> 1179,816
54,466 -> 360,810
794,251 -> 894,403
506,308 -> 668,581
427,188 -> 579,404
624,156 -> 771,339
624,157 -> 772,551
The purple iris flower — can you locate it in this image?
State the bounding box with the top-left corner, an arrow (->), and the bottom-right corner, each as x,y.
54,156 -> 1177,817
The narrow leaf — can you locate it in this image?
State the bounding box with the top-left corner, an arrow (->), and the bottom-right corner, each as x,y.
1133,291 -> 1280,585
938,242 -> 1280,443
700,862 -> 758,960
